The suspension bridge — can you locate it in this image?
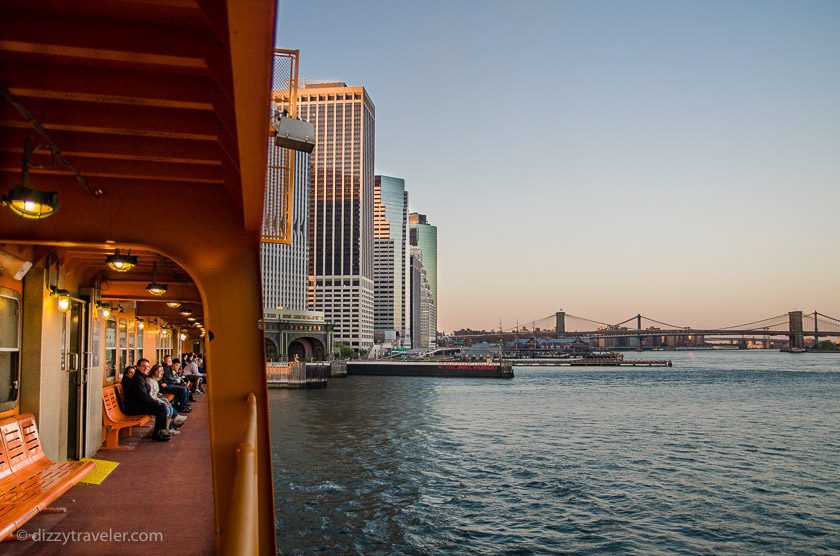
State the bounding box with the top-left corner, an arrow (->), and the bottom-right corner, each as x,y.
449,311 -> 840,350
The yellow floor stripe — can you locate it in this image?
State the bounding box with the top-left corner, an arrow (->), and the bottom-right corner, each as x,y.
78,458 -> 120,485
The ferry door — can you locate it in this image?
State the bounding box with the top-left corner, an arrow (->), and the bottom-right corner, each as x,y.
64,299 -> 88,460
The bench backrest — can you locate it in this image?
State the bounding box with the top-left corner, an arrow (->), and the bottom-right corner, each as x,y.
17,414 -> 46,463
0,414 -> 47,479
102,386 -> 124,422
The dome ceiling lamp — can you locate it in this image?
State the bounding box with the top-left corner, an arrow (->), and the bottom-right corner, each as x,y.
105,249 -> 138,272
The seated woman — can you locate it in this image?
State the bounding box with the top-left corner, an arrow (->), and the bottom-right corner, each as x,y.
147,364 -> 186,434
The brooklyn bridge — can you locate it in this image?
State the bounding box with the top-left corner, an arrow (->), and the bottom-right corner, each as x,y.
449,311 -> 840,350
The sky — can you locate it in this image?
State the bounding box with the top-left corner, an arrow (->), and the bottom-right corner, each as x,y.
276,0 -> 840,332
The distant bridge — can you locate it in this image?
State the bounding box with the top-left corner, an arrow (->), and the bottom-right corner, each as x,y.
448,311 -> 840,349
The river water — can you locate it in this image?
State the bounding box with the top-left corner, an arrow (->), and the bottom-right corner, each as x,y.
269,351 -> 840,554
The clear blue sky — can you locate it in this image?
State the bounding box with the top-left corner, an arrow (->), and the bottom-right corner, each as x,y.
277,0 -> 840,332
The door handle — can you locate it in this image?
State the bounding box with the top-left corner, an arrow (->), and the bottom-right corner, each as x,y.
67,352 -> 80,372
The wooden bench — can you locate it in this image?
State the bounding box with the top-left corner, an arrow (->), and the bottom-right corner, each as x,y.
102,385 -> 151,449
0,414 -> 95,540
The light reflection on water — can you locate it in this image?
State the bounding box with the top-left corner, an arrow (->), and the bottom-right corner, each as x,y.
270,351 -> 840,554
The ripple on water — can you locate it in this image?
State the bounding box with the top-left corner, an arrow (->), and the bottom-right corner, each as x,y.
271,353 -> 840,554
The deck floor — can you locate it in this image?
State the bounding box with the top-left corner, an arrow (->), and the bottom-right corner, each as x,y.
3,394 -> 215,555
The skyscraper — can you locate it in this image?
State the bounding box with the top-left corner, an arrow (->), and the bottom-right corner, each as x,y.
374,176 -> 410,346
409,212 -> 437,338
410,246 -> 436,349
261,146 -> 310,311
298,82 -> 375,350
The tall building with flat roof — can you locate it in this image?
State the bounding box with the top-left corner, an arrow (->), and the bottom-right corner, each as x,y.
374,176 -> 410,346
298,82 -> 375,349
410,246 -> 436,349
409,212 -> 437,336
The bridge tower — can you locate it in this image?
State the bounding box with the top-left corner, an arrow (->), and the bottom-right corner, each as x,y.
788,310 -> 804,349
555,311 -> 565,335
635,313 -> 642,351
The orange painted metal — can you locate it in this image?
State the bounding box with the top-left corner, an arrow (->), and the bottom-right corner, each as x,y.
0,414 -> 96,539
0,0 -> 278,553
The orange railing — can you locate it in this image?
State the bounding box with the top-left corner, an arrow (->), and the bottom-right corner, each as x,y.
222,392 -> 259,555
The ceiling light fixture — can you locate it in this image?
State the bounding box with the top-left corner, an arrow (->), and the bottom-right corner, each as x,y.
166,302 -> 182,308
106,249 -> 138,272
1,135 -> 59,219
146,261 -> 167,296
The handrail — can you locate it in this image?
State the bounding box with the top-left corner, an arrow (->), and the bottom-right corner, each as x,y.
222,392 -> 259,555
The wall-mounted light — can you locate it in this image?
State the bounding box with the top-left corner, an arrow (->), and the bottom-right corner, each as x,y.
53,288 -> 71,312
146,261 -> 167,296
179,331 -> 187,342
99,303 -> 111,319
166,302 -> 181,308
106,249 -> 138,272
160,327 -> 169,338
136,319 -> 145,330
1,136 -> 59,219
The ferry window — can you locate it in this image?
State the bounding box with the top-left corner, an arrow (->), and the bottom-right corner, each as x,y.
136,327 -> 143,362
118,320 -> 128,378
105,319 -> 117,379
0,292 -> 21,411
128,325 -> 135,370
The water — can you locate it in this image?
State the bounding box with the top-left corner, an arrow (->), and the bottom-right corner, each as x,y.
269,351 -> 840,554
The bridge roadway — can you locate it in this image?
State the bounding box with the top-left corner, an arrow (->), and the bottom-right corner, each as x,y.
454,329 -> 839,340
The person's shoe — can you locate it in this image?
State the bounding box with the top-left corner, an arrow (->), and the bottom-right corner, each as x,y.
153,433 -> 171,442
189,396 -> 197,402
159,429 -> 171,437
172,420 -> 185,429
179,407 -> 192,413
168,429 -> 181,435
174,415 -> 188,423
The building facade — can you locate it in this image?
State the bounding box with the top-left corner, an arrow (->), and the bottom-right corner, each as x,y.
373,176 -> 410,347
298,82 -> 376,350
410,246 -> 436,349
409,212 -> 437,338
261,145 -> 310,311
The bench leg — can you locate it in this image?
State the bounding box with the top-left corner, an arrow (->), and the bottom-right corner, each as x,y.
102,428 -> 134,450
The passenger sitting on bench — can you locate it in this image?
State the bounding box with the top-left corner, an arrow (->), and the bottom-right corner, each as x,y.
148,365 -> 186,434
122,358 -> 171,442
183,355 -> 205,394
160,355 -> 191,413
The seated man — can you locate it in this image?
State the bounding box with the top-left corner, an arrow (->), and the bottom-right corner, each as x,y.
122,358 -> 171,442
182,355 -> 206,394
160,355 -> 191,413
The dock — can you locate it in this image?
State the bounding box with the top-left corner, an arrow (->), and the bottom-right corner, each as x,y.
348,360 -> 514,378
510,358 -> 672,367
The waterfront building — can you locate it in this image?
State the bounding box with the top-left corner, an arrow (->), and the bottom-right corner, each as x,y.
374,176 -> 410,347
261,147 -> 310,311
298,82 -> 376,350
262,308 -> 333,361
409,212 -> 438,339
411,246 -> 437,348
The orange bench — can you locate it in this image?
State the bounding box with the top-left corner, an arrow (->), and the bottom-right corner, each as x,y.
0,414 -> 95,539
102,385 -> 151,449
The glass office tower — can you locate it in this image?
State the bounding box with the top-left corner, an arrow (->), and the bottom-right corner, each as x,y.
373,176 -> 410,346
409,212 -> 437,338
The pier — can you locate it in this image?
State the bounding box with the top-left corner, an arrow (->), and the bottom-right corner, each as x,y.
510,358 -> 672,367
348,360 -> 514,378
